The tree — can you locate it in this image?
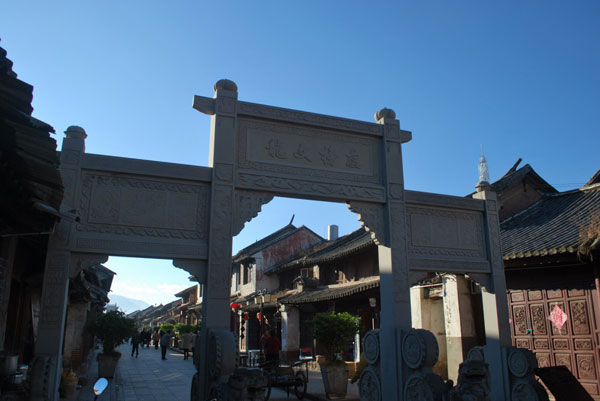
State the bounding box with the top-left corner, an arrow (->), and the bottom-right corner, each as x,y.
87,310 -> 137,356
310,312 -> 360,365
159,323 -> 174,333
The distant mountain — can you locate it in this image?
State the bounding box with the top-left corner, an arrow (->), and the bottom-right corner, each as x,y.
107,294 -> 150,314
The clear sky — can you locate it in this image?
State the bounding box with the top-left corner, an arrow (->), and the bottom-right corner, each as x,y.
2,1 -> 598,306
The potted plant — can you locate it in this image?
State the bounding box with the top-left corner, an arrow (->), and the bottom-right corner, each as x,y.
87,310 -> 137,378
310,312 -> 360,399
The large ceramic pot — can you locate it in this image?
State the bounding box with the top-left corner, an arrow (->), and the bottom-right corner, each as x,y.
320,362 -> 349,399
59,370 -> 78,398
97,353 -> 121,378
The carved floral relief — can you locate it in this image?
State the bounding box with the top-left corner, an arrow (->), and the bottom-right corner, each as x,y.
570,301 -> 590,335
77,173 -> 209,240
406,207 -> 485,259
238,174 -> 384,202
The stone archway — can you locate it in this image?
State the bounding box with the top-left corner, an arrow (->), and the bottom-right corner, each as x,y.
35,80 -> 534,401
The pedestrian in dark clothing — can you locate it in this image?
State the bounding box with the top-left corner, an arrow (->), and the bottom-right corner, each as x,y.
264,329 -> 281,364
153,330 -> 161,350
191,330 -> 198,360
131,332 -> 141,358
160,330 -> 171,360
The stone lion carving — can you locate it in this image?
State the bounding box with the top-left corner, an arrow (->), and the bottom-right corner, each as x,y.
447,359 -> 491,401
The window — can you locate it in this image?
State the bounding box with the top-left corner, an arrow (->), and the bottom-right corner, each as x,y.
243,262 -> 255,285
300,267 -> 313,279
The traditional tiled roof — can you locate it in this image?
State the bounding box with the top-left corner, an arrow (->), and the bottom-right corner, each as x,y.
501,183 -> 600,260
174,284 -> 197,298
265,228 -> 374,275
585,169 -> 600,187
1,43 -> 64,235
279,277 -> 379,305
491,164 -> 557,194
467,163 -> 557,199
232,223 -> 297,263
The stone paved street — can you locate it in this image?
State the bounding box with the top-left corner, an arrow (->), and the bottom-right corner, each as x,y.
112,344 -> 316,401
115,344 -> 192,401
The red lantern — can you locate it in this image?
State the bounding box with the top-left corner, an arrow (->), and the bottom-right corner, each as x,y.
256,312 -> 262,321
230,303 -> 241,309
243,313 -> 249,321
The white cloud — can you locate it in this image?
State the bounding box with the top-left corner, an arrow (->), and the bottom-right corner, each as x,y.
110,280 -> 188,306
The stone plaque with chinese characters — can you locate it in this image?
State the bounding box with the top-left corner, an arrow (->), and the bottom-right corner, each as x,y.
234,103 -> 391,203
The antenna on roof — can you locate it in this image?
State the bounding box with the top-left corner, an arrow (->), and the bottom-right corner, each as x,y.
289,214 -> 295,225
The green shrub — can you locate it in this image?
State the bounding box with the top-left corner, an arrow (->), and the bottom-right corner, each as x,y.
87,310 -> 137,356
159,323 -> 174,333
310,312 -> 360,364
174,323 -> 196,333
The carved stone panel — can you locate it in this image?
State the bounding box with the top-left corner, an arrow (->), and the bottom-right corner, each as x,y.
207,185 -> 234,292
73,172 -> 210,258
238,173 -> 385,203
39,253 -> 69,331
347,201 -> 386,246
235,118 -> 387,202
405,206 -> 487,262
233,190 -> 273,237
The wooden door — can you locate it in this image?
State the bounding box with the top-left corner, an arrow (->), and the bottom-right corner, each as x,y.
508,288 -> 600,399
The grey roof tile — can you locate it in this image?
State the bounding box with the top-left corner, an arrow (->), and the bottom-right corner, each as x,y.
501,184 -> 600,260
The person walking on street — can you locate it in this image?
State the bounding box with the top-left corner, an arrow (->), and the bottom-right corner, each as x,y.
264,329 -> 281,364
145,330 -> 152,347
191,330 -> 198,360
153,329 -> 161,350
160,330 -> 171,360
180,330 -> 193,360
131,331 -> 141,358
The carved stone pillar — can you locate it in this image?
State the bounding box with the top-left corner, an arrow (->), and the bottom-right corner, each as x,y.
34,126 -> 87,401
374,108 -> 413,400
196,79 -> 239,400
472,189 -> 511,401
443,275 -> 478,383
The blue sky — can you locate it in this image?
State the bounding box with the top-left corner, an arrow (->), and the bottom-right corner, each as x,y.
2,1 -> 598,306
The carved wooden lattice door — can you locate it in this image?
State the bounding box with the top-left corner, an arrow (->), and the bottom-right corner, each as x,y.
508,288 -> 600,399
